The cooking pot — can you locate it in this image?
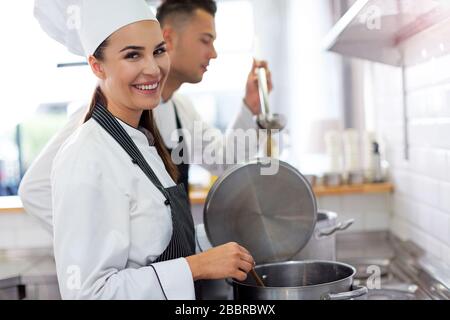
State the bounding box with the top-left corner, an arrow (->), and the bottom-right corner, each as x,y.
293,211 -> 354,261
233,260 -> 367,300
194,215 -> 355,300
201,158 -> 366,300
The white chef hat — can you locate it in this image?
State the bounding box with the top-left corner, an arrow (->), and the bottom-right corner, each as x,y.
34,0 -> 158,57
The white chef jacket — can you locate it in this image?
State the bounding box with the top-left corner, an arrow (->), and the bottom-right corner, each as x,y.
51,117 -> 195,300
19,93 -> 257,233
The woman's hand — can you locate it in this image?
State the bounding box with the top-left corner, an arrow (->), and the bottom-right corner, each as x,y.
186,242 -> 255,282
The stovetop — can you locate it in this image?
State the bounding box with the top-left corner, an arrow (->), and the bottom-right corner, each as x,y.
342,258 -> 431,300
338,232 -> 450,300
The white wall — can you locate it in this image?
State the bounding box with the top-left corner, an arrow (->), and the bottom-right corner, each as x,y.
285,0 -> 344,163
249,0 -> 344,171
369,56 -> 450,266
317,194 -> 391,232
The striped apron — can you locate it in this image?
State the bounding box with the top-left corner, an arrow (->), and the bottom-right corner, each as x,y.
92,103 -> 196,298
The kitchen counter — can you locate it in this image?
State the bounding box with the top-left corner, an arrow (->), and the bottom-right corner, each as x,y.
0,196 -> 25,213
0,249 -> 58,299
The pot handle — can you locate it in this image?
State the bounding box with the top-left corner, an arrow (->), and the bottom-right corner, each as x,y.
316,219 -> 354,238
321,285 -> 368,300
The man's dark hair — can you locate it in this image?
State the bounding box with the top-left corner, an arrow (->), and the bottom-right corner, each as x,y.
156,0 -> 217,26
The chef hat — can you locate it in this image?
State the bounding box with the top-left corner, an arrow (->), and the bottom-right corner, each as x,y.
34,0 -> 158,57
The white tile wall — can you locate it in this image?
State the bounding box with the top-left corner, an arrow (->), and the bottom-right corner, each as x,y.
439,182 -> 450,213
318,194 -> 391,233
442,244 -> 450,266
372,52 -> 450,264
409,148 -> 447,181
406,85 -> 450,119
364,211 -> 391,231
431,209 -> 450,244
405,54 -> 450,91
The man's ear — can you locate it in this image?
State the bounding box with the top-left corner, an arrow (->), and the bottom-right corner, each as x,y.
162,26 -> 176,51
88,55 -> 106,80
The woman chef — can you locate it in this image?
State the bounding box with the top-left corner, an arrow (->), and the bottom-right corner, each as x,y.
35,0 -> 255,299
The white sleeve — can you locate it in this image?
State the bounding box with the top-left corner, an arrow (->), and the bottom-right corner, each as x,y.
229,100 -> 258,132
177,97 -> 258,177
51,147 -> 195,300
18,105 -> 88,233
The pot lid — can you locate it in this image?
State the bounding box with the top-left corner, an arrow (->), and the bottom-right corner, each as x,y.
204,159 -> 317,264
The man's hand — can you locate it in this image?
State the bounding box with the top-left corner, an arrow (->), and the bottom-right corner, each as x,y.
243,59 -> 273,115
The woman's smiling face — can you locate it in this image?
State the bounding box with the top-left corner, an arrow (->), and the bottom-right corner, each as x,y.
91,20 -> 170,113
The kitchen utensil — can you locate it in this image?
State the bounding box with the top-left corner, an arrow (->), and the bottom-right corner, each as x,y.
232,260 -> 368,300
348,171 -> 365,185
250,269 -> 265,287
255,67 -> 286,157
256,68 -> 286,131
323,172 -> 343,187
203,158 -> 317,264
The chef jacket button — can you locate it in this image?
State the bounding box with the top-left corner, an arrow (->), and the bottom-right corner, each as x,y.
164,199 -> 170,206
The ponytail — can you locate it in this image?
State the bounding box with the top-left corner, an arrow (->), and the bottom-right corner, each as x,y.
140,110 -> 179,182
84,86 -> 107,122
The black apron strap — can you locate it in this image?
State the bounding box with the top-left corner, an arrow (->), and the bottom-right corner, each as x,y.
169,102 -> 190,198
92,104 -> 171,203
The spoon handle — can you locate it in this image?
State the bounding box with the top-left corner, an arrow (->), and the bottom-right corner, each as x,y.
250,269 -> 265,287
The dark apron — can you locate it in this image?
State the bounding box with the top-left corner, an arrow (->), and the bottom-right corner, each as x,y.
165,102 -> 190,200
92,104 -> 195,299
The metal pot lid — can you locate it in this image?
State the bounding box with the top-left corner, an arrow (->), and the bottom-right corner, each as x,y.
204,158 -> 317,264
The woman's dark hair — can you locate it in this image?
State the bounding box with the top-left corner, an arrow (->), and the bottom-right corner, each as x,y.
85,38 -> 179,182
156,0 -> 217,26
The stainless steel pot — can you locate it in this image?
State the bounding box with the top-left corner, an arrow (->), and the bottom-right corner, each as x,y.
293,211 -> 354,261
194,210 -> 354,300
233,260 -> 367,300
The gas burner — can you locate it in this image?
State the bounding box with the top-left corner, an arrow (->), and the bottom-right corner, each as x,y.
356,289 -> 418,300
344,258 -> 390,279
341,257 -> 433,300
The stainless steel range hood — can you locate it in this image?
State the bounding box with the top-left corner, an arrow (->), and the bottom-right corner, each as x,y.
324,0 -> 450,67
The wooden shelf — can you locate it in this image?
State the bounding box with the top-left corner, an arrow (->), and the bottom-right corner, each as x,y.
324,0 -> 450,66
189,190 -> 210,206
313,182 -> 394,197
189,182 -> 394,206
